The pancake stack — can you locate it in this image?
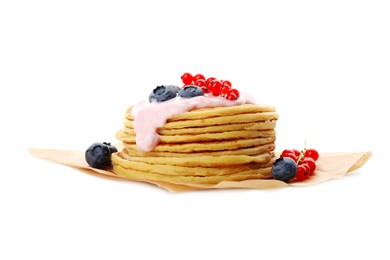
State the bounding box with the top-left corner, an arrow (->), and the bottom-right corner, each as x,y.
112,103 -> 279,185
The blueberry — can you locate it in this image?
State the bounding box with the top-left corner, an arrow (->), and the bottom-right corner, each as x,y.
149,85 -> 180,103
103,142 -> 118,154
178,85 -> 204,98
85,143 -> 116,169
272,157 -> 297,182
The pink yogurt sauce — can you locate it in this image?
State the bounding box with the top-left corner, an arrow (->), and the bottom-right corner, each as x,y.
131,93 -> 255,152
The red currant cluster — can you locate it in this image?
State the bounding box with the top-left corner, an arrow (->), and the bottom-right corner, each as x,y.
281,148 -> 319,181
181,72 -> 240,100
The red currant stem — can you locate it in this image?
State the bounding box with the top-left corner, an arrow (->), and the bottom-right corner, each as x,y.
297,153 -> 305,164
297,140 -> 307,164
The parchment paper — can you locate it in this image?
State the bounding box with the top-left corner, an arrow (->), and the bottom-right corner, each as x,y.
28,148 -> 372,192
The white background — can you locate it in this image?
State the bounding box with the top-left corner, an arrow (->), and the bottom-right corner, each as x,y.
1,0 -> 389,259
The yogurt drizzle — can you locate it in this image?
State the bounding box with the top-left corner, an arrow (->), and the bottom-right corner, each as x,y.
131,93 -> 255,152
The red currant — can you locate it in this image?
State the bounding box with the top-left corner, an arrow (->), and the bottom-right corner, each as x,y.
299,161 -> 311,170
200,86 -> 210,93
304,149 -> 319,161
282,149 -> 295,157
226,92 -> 237,100
209,80 -> 222,96
301,157 -> 316,174
292,149 -> 301,157
283,152 -> 298,162
221,80 -> 232,87
181,72 -> 193,85
206,77 -> 216,87
229,88 -> 240,98
221,85 -> 232,96
295,164 -> 310,181
193,74 -> 205,82
301,163 -> 312,176
195,79 -> 207,87
279,146 -> 318,181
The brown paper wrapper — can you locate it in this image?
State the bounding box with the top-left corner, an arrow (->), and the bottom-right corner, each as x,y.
28,148 -> 372,192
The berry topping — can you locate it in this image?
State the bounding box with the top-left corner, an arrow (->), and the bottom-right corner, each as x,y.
209,80 -> 222,96
221,85 -> 232,95
206,77 -> 216,87
181,72 -> 194,85
200,86 -> 210,94
149,85 -> 180,103
177,73 -> 243,101
179,86 -> 205,98
229,88 -> 240,99
225,92 -> 238,101
85,142 -> 117,169
272,157 -> 297,182
221,80 -> 232,87
193,74 -> 206,82
194,79 -> 207,88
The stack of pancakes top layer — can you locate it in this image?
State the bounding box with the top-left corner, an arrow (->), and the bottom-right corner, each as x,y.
112,103 -> 279,185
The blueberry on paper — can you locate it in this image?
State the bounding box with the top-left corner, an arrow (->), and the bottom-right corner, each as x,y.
178,86 -> 204,98
149,85 -> 180,103
272,157 -> 297,182
103,142 -> 118,154
85,143 -> 116,169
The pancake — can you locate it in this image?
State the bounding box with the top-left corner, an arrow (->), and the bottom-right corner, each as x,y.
117,148 -> 273,167
114,164 -> 272,184
123,119 -> 277,135
127,103 -> 276,120
116,129 -> 276,144
113,94 -> 278,185
123,136 -> 276,153
112,152 -> 273,176
125,112 -> 279,129
122,143 -> 276,157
